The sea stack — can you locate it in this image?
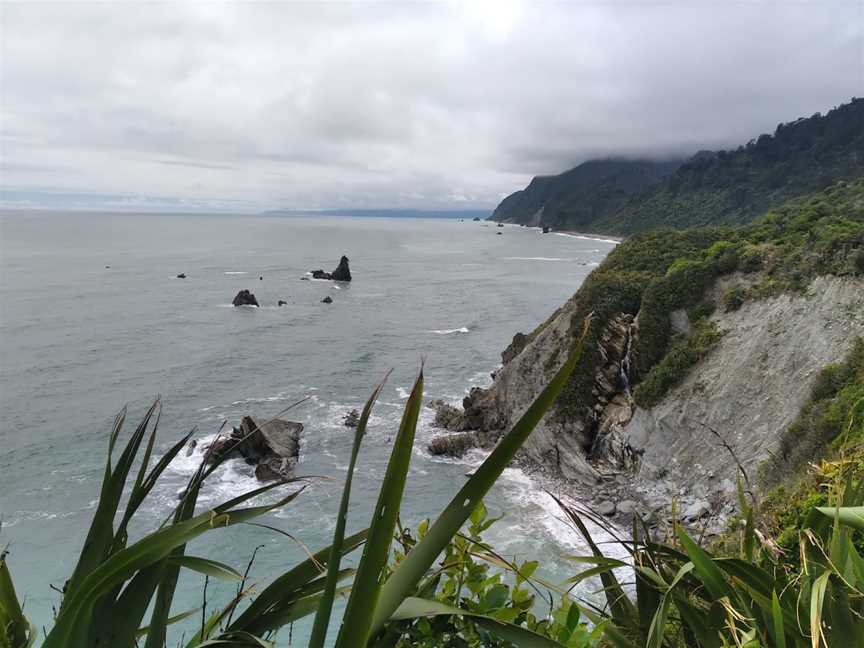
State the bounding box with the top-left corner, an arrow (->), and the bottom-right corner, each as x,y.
310,256 -> 352,282
232,290 -> 259,307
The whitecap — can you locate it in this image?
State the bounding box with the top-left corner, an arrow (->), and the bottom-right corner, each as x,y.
428,327 -> 469,335
552,232 -> 620,245
396,387 -> 410,399
224,271 -> 248,275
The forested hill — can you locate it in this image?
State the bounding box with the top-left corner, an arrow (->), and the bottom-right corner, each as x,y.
491,97 -> 864,236
490,158 -> 682,229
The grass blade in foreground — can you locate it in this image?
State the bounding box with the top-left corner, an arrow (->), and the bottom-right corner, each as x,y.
372,316 -> 592,635
335,368 -> 424,648
307,374 -> 388,648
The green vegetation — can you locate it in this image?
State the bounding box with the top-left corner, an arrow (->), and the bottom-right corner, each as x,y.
545,178 -> 864,426
492,98 -> 864,236
633,319 -> 723,408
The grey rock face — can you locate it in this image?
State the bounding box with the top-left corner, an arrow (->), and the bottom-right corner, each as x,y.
427,432 -> 479,457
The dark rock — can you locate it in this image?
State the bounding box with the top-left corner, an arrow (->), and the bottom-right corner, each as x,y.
278,300 -> 287,306
472,217 -> 481,221
496,232 -> 503,235
330,256 -> 351,282
205,415 -> 302,481
427,432 -> 478,457
542,226 -> 551,234
497,222 -> 504,228
310,256 -> 352,282
232,290 -> 259,307
429,399 -> 467,431
259,276 -> 263,281
176,273 -> 187,279
343,409 -> 360,427
300,276 -> 310,281
321,296 -> 333,304
501,332 -> 527,365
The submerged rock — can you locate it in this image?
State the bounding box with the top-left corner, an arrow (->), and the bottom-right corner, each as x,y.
310,256 -> 352,282
321,296 -> 333,304
206,415 -> 302,481
343,409 -> 360,428
232,290 -> 259,307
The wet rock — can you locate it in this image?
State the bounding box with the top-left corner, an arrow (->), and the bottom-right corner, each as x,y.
542,226 -> 551,233
278,300 -> 287,306
176,273 -> 187,279
232,290 -> 259,307
472,217 -> 481,221
344,409 -> 360,428
427,432 -> 478,457
321,296 -> 333,304
497,222 -> 504,228
311,256 -> 352,282
496,231 -> 503,235
206,416 -> 302,481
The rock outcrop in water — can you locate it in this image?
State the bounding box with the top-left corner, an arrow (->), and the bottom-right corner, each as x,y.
311,256 -> 352,282
343,409 -> 360,428
206,415 -> 302,481
232,290 -> 259,307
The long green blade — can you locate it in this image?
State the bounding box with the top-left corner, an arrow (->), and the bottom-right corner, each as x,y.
308,375 -> 387,648
335,369 -> 424,647
372,317 -> 591,634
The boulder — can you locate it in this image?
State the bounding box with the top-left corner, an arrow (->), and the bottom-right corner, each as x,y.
497,222 -> 504,228
321,296 -> 333,304
472,217 -> 481,222
310,256 -> 352,282
343,409 -> 360,428
496,232 -> 503,235
205,416 -> 302,481
176,273 -> 187,279
232,290 -> 259,307
278,300 -> 287,306
617,499 -> 638,516
683,500 -> 711,521
598,501 -> 616,516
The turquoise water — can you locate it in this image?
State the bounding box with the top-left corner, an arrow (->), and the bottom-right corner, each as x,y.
0,211 -> 616,642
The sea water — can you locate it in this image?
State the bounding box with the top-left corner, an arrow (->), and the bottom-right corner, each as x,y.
0,211 -> 618,642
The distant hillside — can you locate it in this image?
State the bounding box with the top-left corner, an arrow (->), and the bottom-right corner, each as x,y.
491,98 -> 864,235
490,158 -> 682,229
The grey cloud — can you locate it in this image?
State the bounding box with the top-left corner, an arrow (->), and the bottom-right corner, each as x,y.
1,0 -> 861,210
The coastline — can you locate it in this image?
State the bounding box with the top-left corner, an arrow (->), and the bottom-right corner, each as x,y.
491,219 -> 624,245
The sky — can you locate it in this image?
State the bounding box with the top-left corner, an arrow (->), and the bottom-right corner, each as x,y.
1,0 -> 862,212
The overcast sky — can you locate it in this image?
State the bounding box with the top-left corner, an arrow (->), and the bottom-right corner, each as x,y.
1,0 -> 862,212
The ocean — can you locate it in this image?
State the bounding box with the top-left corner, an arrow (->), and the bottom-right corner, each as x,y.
0,210 -> 618,642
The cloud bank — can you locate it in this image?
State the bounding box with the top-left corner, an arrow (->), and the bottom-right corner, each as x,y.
1,0 -> 861,210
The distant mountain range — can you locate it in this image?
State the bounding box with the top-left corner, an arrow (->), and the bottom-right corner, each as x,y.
490,98 -> 864,235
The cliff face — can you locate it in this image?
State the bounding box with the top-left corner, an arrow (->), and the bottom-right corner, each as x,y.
444,273 -> 864,524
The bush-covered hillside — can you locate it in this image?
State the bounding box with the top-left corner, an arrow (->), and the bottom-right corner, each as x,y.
492,98 -> 864,236
490,158 -> 682,229
545,177 -> 864,423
